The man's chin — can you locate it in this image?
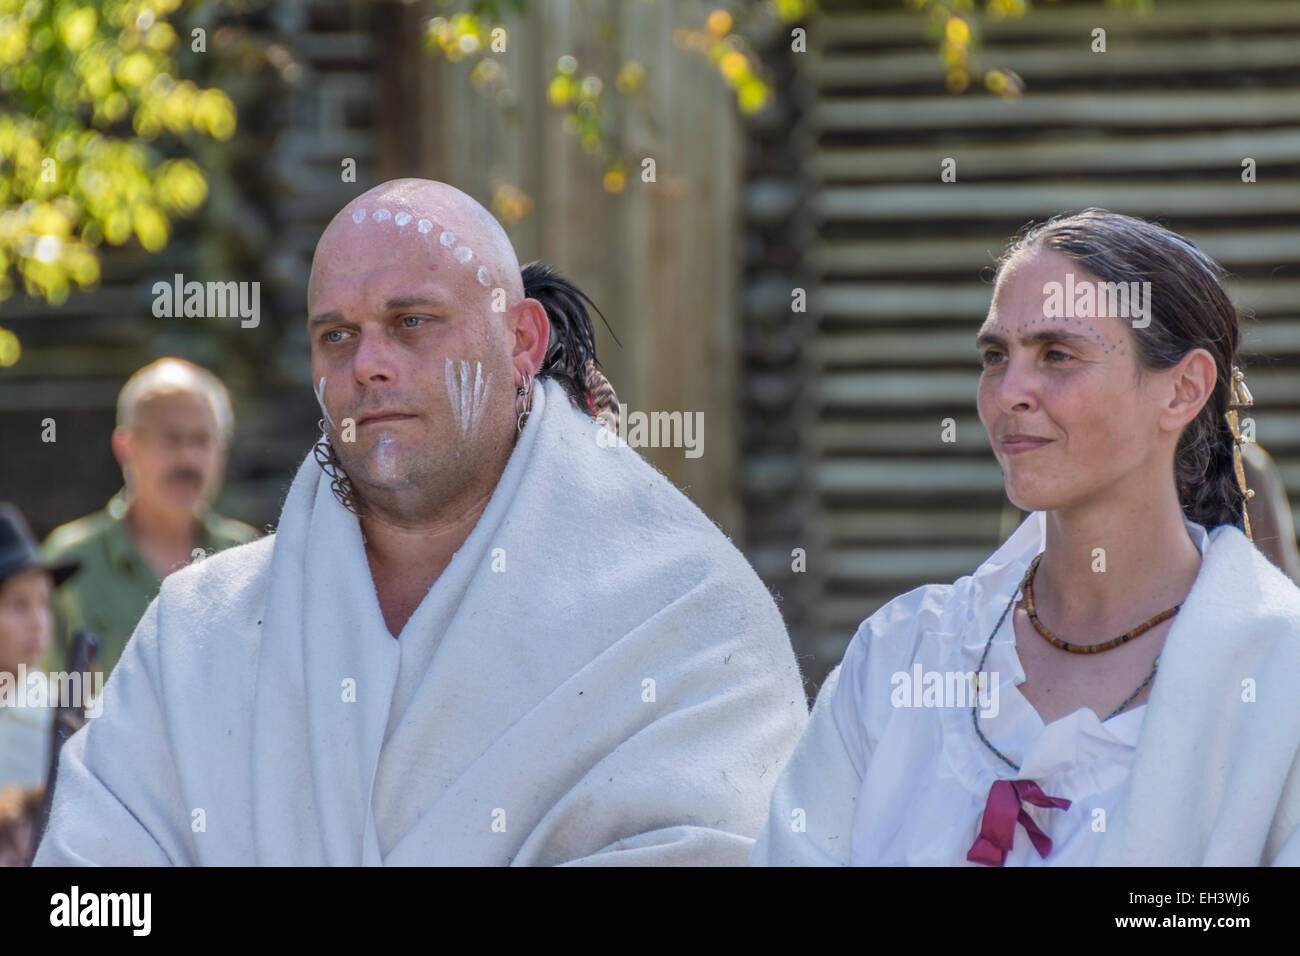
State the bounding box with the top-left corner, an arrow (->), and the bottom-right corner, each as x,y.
152,488 -> 205,519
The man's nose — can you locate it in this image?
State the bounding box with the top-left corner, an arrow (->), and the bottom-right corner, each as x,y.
351,327 -> 397,383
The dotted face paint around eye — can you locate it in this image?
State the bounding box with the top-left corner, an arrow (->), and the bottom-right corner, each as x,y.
394,212 -> 412,227
351,208 -> 366,224
372,208 -> 392,223
439,231 -> 456,247
417,219 -> 433,234
453,246 -> 473,264
477,266 -> 490,287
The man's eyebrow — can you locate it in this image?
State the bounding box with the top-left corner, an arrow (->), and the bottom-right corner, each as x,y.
307,294 -> 455,330
975,328 -> 1096,350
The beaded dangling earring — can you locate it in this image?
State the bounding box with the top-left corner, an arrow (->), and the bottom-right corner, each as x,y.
1225,365 -> 1255,541
515,370 -> 534,435
312,418 -> 366,516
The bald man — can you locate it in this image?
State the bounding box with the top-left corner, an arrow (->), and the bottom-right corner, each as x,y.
34,179 -> 808,866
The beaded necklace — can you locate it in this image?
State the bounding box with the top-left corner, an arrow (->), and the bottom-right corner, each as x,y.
970,554 -> 1169,773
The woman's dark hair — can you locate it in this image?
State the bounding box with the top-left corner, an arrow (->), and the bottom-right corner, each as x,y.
520,260 -> 620,413
994,208 -> 1248,531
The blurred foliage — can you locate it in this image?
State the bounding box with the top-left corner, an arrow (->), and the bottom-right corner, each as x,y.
909,0 -> 1152,95
0,0 -> 244,363
423,0 -> 813,222
427,0 -> 1157,224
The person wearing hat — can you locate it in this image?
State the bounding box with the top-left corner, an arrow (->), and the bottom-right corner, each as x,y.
0,503 -> 79,792
40,358 -> 258,679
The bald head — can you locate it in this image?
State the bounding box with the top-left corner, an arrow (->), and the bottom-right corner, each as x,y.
310,179 -> 524,307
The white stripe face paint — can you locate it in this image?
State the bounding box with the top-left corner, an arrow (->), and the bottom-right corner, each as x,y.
372,439 -> 400,482
469,361 -> 489,432
444,358 -> 491,436
314,376 -> 336,431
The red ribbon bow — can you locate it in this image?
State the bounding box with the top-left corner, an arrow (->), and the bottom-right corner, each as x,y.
967,779 -> 1071,866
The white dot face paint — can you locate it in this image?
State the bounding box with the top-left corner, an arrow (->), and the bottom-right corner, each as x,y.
445,357 -> 491,436
342,205 -> 488,293
314,376 -> 337,431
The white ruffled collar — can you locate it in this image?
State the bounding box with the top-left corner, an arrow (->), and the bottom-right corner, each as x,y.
937,510 -> 1210,797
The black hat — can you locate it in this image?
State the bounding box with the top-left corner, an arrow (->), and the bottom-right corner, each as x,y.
0,502 -> 80,591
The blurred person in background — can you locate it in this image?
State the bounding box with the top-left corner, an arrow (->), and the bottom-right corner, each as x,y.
0,503 -> 78,792
41,358 -> 258,678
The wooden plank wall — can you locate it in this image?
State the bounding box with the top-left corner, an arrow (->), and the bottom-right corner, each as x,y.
790,0 -> 1300,685
375,0 -> 744,535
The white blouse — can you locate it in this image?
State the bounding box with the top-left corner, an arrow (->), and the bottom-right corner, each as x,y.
831,513 -> 1209,866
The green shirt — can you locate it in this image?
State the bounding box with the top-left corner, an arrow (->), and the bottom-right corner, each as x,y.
39,491 -> 259,677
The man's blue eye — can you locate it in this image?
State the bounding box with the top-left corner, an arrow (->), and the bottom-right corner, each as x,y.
401,315 -> 422,328
325,329 -> 344,343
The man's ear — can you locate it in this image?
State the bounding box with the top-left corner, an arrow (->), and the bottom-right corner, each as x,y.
110,426 -> 131,470
511,298 -> 550,377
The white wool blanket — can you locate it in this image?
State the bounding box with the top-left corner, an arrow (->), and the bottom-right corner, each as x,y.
36,378 -> 807,865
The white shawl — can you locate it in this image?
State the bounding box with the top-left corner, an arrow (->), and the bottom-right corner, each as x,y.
751,510 -> 1300,865
36,378 -> 807,865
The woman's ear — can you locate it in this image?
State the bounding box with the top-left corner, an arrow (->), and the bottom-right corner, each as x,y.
1161,348 -> 1217,433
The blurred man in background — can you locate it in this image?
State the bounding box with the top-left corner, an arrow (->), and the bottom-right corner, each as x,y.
40,358 -> 258,677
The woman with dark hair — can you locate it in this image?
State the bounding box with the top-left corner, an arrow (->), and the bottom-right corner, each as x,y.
751,209 -> 1300,866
